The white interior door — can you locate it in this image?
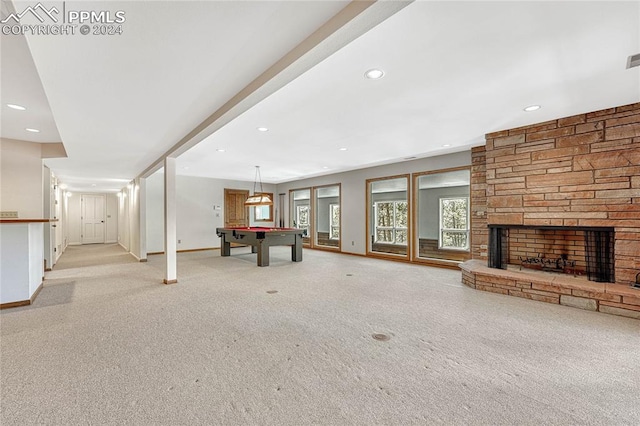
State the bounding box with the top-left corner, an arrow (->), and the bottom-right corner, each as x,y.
82,195 -> 105,244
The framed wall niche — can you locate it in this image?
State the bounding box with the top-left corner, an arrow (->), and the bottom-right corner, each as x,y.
366,175 -> 410,260
313,184 -> 341,250
412,167 -> 471,267
289,188 -> 311,246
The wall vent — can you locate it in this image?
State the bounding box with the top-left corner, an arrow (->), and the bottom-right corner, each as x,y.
0,211 -> 18,218
627,53 -> 640,69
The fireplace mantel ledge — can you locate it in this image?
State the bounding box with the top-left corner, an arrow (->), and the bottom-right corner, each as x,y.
459,259 -> 637,296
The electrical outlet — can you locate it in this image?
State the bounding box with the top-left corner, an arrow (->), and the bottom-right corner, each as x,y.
351,241 -> 355,246
178,239 -> 181,244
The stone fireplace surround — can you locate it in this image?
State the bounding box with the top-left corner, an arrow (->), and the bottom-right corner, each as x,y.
461,102 -> 640,319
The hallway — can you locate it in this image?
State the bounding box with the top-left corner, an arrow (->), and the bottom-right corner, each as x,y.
52,243 -> 138,270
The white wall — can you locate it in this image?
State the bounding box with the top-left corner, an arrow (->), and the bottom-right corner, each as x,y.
42,165 -> 54,269
128,179 -> 144,260
275,151 -> 472,255
105,194 -> 118,243
67,193 -> 82,245
0,222 -> 44,304
0,138 -> 43,218
145,173 -> 277,253
118,189 -> 129,250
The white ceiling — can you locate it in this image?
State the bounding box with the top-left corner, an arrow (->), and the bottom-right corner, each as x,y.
2,1 -> 639,192
1,0 -> 60,143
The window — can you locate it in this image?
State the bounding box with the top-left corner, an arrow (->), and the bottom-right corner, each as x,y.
296,205 -> 309,237
253,192 -> 273,222
374,201 -> 408,245
329,204 -> 340,240
439,197 -> 469,250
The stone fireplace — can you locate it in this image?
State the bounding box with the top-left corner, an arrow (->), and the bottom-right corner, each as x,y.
461,102 -> 640,319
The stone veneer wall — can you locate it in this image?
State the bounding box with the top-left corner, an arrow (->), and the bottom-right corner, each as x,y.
471,102 -> 640,287
470,146 -> 488,261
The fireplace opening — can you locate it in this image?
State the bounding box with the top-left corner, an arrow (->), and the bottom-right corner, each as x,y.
488,225 -> 615,283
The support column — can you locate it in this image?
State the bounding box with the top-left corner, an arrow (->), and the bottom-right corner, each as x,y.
163,157 -> 177,284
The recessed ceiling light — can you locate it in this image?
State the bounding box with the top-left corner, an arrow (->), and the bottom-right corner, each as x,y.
523,105 -> 541,112
216,148 -> 225,152
364,68 -> 385,80
7,104 -> 26,111
26,128 -> 40,133
257,127 -> 269,132
183,166 -> 190,170
442,144 -> 451,147
91,184 -> 97,187
339,147 -> 348,151
322,166 -> 329,169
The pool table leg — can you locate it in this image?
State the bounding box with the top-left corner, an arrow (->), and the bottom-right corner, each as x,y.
256,241 -> 269,267
292,234 -> 303,262
221,236 -> 231,256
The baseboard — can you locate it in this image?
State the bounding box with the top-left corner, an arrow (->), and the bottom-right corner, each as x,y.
0,282 -> 43,310
334,250 -> 367,258
148,247 -> 220,255
129,252 -> 147,263
0,299 -> 30,309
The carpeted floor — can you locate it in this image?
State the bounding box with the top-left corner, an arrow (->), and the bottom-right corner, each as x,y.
1,244 -> 638,425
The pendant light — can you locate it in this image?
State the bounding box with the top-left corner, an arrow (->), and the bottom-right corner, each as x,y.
245,166 -> 273,206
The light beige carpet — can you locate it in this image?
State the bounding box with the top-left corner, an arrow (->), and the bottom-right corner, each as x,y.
1,244 -> 638,425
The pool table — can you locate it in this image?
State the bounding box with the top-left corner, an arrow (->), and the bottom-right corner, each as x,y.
215,227 -> 304,267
